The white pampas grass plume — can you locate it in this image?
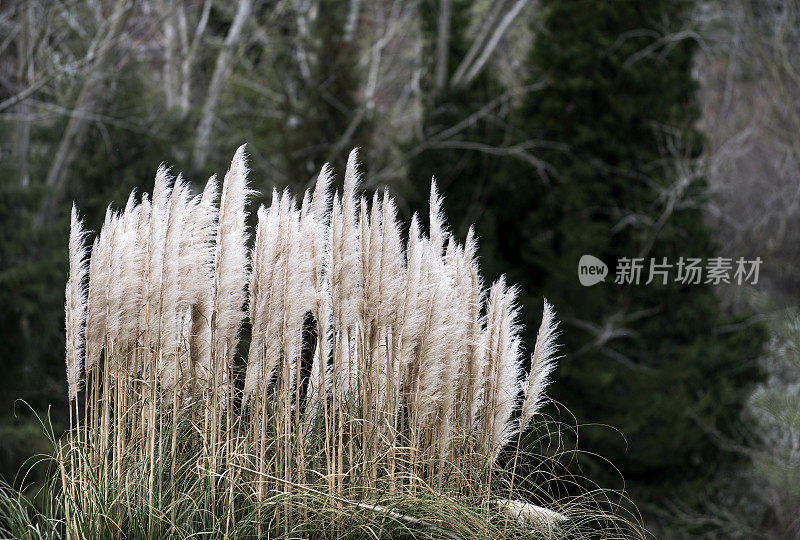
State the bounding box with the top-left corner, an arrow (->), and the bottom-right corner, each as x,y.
329,150 -> 362,400
479,276 -> 523,457
65,204 -> 89,400
519,300 -> 559,432
280,201 -> 310,401
244,205 -> 270,402
398,215 -> 427,369
417,238 -> 460,453
178,176 -> 217,388
105,212 -> 128,353
452,227 -> 485,432
188,177 -> 218,385
330,150 -> 362,333
85,207 -> 117,371
443,239 -> 469,429
212,145 -> 251,368
133,193 -> 151,354
494,500 -> 568,528
405,219 -> 459,448
112,192 -> 144,352
362,191 -> 404,329
159,177 -> 191,388
374,192 -> 405,412
244,198 -> 285,403
303,165 -> 333,415
181,177 -> 218,310
428,179 -> 447,257
283,200 -> 315,358
414,271 -> 458,428
310,163 -> 333,222
145,167 -> 173,351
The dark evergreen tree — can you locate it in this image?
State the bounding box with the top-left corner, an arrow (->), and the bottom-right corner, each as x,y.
408,0 -> 765,513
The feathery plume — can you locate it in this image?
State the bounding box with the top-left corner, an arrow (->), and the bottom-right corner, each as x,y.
310,163 -> 333,222
414,265 -> 458,434
519,300 -> 559,432
145,167 -> 174,352
402,201 -> 460,455
244,198 -> 283,403
176,176 -> 218,388
453,227 -> 485,432
479,277 -> 523,456
113,193 -> 144,352
304,165 -> 333,416
362,191 -> 404,330
188,176 -> 218,385
398,215 -> 427,369
329,151 -> 363,400
65,204 -> 89,400
284,198 -> 315,357
85,207 -> 116,371
133,193 -> 151,355
428,179 -> 447,257
212,145 -> 251,369
159,177 -> 191,388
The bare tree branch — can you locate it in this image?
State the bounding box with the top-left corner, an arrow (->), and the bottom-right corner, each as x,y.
434,0 -> 451,89
450,0 -> 508,86
461,0 -> 529,85
36,0 -> 134,227
192,0 -> 253,170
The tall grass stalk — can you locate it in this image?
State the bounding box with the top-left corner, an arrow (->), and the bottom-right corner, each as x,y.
43,146 -> 644,538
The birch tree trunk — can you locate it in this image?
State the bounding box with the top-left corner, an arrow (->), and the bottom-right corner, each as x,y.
344,0 -> 360,42
450,0 -> 508,86
13,1 -> 36,188
192,0 -> 252,170
36,0 -> 133,227
461,0 -> 529,85
162,0 -> 179,109
434,0 -> 452,89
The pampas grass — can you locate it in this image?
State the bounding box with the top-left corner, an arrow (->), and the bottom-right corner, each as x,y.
65,205 -> 88,402
38,146 -> 646,538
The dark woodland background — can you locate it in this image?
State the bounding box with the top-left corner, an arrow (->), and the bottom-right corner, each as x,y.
1,1 -> 799,537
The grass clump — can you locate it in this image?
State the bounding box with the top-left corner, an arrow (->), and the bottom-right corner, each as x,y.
2,146 -> 644,538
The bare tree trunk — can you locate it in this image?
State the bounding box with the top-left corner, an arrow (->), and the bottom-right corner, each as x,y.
344,0 -> 360,42
461,0 -> 529,85
365,2 -> 403,110
293,0 -> 315,83
36,0 -> 133,227
14,103 -> 31,187
434,0 -> 452,89
162,0 -> 179,109
192,0 -> 252,170
450,0 -> 508,86
13,0 -> 36,188
412,37 -> 424,141
180,0 -> 212,116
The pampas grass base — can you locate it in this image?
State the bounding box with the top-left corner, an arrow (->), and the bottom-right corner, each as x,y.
0,409 -> 642,539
